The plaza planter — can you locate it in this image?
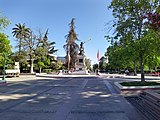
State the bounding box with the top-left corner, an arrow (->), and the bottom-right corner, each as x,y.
114,81 -> 160,95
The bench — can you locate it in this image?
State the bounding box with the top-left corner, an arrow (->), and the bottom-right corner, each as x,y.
6,69 -> 20,77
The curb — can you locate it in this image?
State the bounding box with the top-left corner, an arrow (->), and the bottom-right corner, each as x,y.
0,80 -> 7,86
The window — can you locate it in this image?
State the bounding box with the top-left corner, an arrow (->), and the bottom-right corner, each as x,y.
79,59 -> 83,63
79,68 -> 82,70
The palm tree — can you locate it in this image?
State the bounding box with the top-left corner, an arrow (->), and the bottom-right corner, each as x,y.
12,23 -> 30,53
64,18 -> 79,70
12,23 -> 31,72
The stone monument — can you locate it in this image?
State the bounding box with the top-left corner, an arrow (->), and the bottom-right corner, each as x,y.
74,42 -> 89,75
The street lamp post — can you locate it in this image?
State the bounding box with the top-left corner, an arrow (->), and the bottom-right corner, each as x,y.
2,53 -> 6,81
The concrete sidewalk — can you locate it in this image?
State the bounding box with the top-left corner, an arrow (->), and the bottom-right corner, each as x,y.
0,76 -> 144,120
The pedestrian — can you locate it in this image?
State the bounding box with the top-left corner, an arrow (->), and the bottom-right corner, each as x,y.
125,69 -> 129,75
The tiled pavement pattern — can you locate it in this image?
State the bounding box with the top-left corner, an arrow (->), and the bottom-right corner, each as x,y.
0,76 -> 143,120
66,79 -> 129,120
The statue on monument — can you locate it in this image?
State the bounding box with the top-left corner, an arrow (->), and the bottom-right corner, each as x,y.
79,42 -> 84,55
79,39 -> 91,55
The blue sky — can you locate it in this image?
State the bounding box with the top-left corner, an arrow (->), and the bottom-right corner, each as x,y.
0,0 -> 113,64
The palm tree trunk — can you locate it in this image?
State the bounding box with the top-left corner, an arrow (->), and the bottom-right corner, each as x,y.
19,38 -> 21,54
19,38 -> 23,73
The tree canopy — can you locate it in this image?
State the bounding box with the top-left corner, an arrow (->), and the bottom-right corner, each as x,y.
107,0 -> 160,81
0,12 -> 10,32
64,18 -> 79,70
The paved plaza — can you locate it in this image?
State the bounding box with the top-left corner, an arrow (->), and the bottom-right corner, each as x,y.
0,75 -> 147,120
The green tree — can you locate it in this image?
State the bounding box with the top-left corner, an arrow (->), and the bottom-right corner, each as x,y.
0,12 -> 10,32
108,0 -> 159,82
0,12 -> 11,71
22,31 -> 38,73
85,58 -> 91,71
12,23 -> 30,72
0,33 -> 11,54
35,46 -> 48,73
0,33 -> 11,67
135,30 -> 160,70
51,61 -> 63,71
35,29 -> 57,73
105,43 -> 127,70
99,56 -> 107,71
37,61 -> 45,73
92,63 -> 98,73
64,18 -> 79,70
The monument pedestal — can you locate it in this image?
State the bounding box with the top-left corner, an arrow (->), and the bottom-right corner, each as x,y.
74,54 -> 89,75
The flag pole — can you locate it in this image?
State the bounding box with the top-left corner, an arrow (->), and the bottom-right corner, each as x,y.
98,60 -> 99,74
97,50 -> 100,75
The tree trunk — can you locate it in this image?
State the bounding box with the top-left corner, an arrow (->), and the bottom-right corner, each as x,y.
67,52 -> 70,71
19,38 -> 22,73
134,58 -> 137,76
30,59 -> 34,73
20,63 -> 23,73
29,34 -> 34,73
39,67 -> 42,73
138,19 -> 144,82
140,53 -> 145,82
29,49 -> 34,73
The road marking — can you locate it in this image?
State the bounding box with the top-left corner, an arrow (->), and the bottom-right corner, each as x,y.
103,80 -> 117,94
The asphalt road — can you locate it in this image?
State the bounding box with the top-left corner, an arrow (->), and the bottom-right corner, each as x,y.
0,76 -> 143,120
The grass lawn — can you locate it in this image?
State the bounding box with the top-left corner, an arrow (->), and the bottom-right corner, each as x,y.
120,81 -> 160,86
